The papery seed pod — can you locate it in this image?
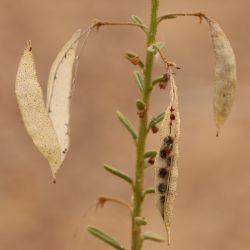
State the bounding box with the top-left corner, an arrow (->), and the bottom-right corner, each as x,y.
208,20 -> 237,131
154,74 -> 180,245
15,43 -> 61,179
46,29 -> 82,162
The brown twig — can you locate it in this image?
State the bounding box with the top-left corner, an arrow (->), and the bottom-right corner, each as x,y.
97,195 -> 133,213
94,19 -> 148,33
158,12 -> 212,24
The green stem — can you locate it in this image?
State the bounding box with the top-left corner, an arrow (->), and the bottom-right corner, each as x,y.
131,1 -> 159,250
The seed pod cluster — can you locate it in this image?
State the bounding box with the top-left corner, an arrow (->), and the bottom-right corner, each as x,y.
154,74 -> 180,245
15,29 -> 84,180
208,19 -> 237,131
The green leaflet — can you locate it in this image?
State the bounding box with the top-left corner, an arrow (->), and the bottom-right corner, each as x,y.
148,112 -> 165,129
143,231 -> 166,242
116,111 -> 138,140
104,164 -> 133,185
144,150 -> 157,158
133,71 -> 144,92
143,186 -> 155,195
131,15 -> 148,32
87,226 -> 126,250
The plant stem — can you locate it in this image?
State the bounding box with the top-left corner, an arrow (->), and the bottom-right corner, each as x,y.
131,1 -> 159,250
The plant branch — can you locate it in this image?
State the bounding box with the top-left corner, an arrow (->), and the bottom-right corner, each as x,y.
158,12 -> 211,23
131,1 -> 159,250
94,19 -> 148,33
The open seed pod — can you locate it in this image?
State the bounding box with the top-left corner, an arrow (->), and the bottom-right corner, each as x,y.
154,74 -> 180,245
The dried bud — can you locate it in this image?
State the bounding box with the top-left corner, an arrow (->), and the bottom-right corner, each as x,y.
148,157 -> 155,165
137,110 -> 146,118
151,125 -> 159,133
159,72 -> 171,89
125,51 -> 140,65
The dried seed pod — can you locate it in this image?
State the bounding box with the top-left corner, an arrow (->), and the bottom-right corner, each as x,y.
208,20 -> 237,131
154,75 -> 180,245
15,43 -> 61,179
46,29 -> 82,162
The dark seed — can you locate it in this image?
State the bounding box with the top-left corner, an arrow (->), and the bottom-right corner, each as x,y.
148,157 -> 155,165
163,73 -> 170,82
158,183 -> 167,193
170,114 -> 175,120
160,195 -> 165,204
163,136 -> 174,145
151,125 -> 159,133
160,149 -> 167,158
159,168 -> 168,178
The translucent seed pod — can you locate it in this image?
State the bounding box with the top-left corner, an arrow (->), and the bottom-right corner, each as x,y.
15,43 -> 61,179
154,74 -> 180,245
47,29 -> 82,162
208,20 -> 237,131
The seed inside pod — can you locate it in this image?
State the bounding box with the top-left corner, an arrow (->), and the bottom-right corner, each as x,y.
158,168 -> 169,178
154,75 -> 180,245
158,183 -> 168,194
163,136 -> 174,145
170,114 -> 175,120
160,149 -> 167,158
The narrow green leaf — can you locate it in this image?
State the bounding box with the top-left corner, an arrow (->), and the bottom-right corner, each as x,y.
135,216 -> 147,225
104,164 -> 133,185
133,71 -> 144,92
143,231 -> 166,242
143,186 -> 155,195
148,112 -> 165,129
116,111 -> 137,140
131,15 -> 145,26
144,150 -> 157,158
152,75 -> 164,86
131,15 -> 148,32
125,50 -> 137,59
87,226 -> 126,250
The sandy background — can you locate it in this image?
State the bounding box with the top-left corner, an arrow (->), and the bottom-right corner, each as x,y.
0,0 -> 249,249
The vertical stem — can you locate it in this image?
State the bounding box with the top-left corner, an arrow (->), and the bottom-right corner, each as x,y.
131,1 -> 159,250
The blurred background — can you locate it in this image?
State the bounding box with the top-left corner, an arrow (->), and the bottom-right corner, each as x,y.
0,0 -> 249,249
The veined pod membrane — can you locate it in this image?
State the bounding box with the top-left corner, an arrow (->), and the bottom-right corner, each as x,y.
47,29 -> 82,162
15,44 -> 61,179
209,20 -> 237,130
154,75 -> 180,245
15,29 -> 84,180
